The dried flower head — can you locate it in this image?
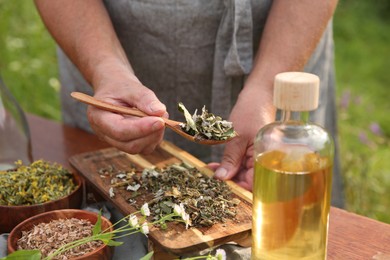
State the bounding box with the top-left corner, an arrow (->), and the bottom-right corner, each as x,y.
126,183 -> 140,191
0,160 -> 76,206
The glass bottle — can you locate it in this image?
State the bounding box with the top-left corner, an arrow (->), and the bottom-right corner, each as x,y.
0,76 -> 32,170
252,72 -> 333,259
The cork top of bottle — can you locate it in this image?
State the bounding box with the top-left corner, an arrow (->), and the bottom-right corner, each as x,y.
273,72 -> 320,111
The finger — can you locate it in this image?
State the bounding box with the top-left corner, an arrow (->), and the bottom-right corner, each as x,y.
88,106 -> 165,141
101,129 -> 164,155
207,162 -> 220,171
94,81 -> 167,117
88,109 -> 165,154
232,168 -> 254,191
235,180 -> 253,191
119,87 -> 167,117
214,137 -> 247,180
90,109 -> 165,154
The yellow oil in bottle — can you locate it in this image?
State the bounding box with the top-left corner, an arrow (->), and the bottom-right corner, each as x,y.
252,147 -> 332,260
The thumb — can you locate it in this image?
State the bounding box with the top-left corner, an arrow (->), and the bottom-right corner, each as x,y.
214,142 -> 246,180
130,87 -> 167,117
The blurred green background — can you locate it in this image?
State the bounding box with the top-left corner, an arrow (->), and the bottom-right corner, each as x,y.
0,1 -> 389,223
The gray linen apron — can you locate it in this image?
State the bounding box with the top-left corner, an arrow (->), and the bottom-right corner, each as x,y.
57,1 -> 343,258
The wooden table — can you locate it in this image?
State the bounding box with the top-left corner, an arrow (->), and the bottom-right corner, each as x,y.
28,114 -> 390,260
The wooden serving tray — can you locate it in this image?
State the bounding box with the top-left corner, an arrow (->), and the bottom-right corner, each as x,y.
69,141 -> 252,256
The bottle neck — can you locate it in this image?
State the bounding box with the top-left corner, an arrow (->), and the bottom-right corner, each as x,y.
280,110 -> 310,123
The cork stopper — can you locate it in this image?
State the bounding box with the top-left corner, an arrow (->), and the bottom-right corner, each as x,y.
273,72 -> 320,111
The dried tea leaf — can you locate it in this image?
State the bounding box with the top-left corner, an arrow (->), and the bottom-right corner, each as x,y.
178,103 -> 237,141
106,163 -> 241,228
178,102 -> 198,134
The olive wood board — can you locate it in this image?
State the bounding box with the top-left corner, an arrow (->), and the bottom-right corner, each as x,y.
69,141 -> 253,255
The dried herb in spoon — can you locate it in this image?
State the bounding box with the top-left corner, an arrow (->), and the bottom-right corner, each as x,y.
178,103 -> 237,142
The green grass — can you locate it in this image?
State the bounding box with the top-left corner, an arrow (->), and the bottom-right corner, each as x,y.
0,0 -> 389,223
0,0 -> 60,120
333,0 -> 390,223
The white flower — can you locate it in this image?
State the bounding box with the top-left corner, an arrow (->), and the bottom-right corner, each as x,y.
215,249 -> 226,260
128,215 -> 138,228
141,203 -> 150,216
109,187 -> 115,198
181,212 -> 191,229
173,204 -> 182,216
140,222 -> 149,235
173,203 -> 191,229
179,203 -> 186,212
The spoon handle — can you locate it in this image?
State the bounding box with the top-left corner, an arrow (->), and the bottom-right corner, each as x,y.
71,92 -> 233,145
71,92 -> 148,118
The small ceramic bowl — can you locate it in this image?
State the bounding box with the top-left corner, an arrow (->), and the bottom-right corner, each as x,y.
7,209 -> 114,260
0,172 -> 83,233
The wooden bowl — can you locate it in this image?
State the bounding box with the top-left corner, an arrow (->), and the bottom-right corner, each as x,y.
0,172 -> 83,233
7,209 -> 114,260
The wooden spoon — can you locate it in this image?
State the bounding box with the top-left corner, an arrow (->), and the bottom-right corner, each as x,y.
71,92 -> 233,145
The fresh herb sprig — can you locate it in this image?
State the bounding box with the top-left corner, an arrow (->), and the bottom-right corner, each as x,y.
2,203 -> 222,260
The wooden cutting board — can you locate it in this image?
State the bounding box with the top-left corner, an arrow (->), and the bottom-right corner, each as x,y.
69,141 -> 253,256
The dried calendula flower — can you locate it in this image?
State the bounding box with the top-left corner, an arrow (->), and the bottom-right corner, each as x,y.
178,103 -> 237,141
0,160 -> 76,206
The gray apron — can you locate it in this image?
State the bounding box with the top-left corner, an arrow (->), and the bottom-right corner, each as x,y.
58,0 -> 334,160
59,0 -> 271,163
57,1 -> 343,258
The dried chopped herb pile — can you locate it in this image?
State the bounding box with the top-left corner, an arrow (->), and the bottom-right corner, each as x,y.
106,163 -> 240,227
0,160 -> 76,206
178,103 -> 237,141
17,218 -> 102,259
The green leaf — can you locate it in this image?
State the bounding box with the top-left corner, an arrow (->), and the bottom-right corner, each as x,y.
178,102 -> 197,133
98,233 -> 114,244
139,251 -> 154,260
93,211 -> 103,235
1,250 -> 41,260
98,234 -> 124,247
105,240 -> 123,247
